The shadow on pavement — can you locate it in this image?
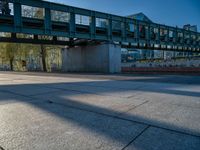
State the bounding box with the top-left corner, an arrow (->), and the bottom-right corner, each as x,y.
0,75 -> 200,149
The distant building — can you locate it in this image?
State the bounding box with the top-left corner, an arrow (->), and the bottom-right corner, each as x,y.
123,13 -> 155,60
121,49 -> 142,62
183,24 -> 198,32
127,12 -> 153,23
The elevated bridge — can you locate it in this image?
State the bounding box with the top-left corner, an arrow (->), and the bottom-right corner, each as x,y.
0,0 -> 200,73
0,0 -> 199,52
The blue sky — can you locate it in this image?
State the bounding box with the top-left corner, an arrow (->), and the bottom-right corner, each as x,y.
48,0 -> 200,31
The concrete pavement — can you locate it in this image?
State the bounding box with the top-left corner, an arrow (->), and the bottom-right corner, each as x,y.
0,72 -> 200,150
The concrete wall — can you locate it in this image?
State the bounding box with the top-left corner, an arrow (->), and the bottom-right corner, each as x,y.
84,44 -> 109,72
122,57 -> 200,68
61,43 -> 121,73
108,44 -> 121,73
62,47 -> 85,72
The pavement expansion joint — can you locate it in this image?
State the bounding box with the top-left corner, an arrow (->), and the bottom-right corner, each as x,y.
121,125 -> 151,150
45,99 -> 200,138
118,100 -> 149,115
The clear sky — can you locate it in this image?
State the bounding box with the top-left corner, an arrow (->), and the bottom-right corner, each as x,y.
48,0 -> 200,31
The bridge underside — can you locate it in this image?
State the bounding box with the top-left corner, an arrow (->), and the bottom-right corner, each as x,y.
0,34 -> 199,53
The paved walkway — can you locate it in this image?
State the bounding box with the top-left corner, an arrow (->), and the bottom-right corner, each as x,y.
0,72 -> 200,150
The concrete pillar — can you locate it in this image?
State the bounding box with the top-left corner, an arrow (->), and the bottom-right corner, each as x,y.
61,43 -> 121,73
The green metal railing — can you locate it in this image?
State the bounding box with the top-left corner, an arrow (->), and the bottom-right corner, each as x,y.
0,0 -> 199,52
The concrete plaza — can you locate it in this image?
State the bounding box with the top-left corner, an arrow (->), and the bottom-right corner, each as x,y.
0,72 -> 200,150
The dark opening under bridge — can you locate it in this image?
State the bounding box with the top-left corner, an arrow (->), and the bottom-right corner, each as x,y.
0,0 -> 200,52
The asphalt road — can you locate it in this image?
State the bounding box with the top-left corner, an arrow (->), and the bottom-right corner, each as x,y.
0,72 -> 200,150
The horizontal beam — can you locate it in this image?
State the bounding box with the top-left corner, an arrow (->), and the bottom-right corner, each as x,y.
0,36 -> 70,45
1,36 -> 199,53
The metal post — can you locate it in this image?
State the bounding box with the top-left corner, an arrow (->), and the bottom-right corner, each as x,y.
69,9 -> 75,38
136,21 -> 139,40
14,1 -> 22,32
122,18 -> 126,41
45,7 -> 51,35
90,11 -> 96,39
146,25 -> 150,47
157,25 -> 160,41
107,15 -> 112,41
166,28 -> 169,42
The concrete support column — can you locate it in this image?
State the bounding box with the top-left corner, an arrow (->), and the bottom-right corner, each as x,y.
61,43 -> 121,73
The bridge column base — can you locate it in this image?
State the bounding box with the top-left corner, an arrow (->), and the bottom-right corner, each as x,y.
61,43 -> 121,73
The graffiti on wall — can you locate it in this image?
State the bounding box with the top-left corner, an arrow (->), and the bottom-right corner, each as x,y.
0,43 -> 63,72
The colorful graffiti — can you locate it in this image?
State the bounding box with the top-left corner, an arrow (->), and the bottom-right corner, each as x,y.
0,43 -> 63,72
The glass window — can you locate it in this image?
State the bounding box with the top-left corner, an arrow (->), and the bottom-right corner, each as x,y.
96,18 -> 107,28
139,24 -> 146,38
185,33 -> 190,39
112,21 -> 121,30
191,34 -> 196,40
75,14 -> 90,25
154,28 -> 159,33
178,32 -> 183,37
51,10 -> 70,22
22,5 -> 44,19
150,27 -> 157,39
0,2 -> 13,15
169,31 -> 173,38
127,23 -> 135,32
198,35 -> 200,41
